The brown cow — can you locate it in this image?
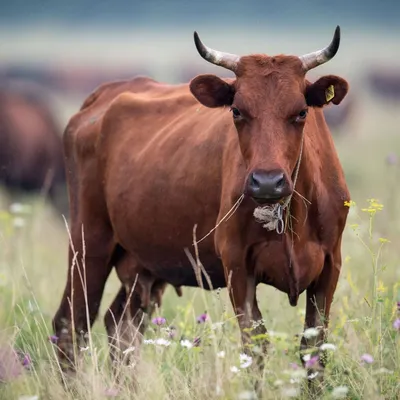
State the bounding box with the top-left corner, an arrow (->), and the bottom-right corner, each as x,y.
53,27 -> 350,394
0,80 -> 66,212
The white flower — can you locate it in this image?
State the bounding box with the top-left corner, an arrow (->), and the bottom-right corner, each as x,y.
143,339 -> 155,344
332,385 -> 348,399
320,343 -> 336,351
308,371 -> 319,380
281,387 -> 299,397
230,366 -> 240,373
10,203 -> 24,214
302,354 -> 311,362
155,338 -> 171,346
217,350 -> 225,358
239,353 -> 253,368
303,327 -> 319,339
180,339 -> 193,349
123,346 -> 135,355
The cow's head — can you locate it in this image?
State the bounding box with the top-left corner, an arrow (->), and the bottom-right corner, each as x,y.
190,27 -> 349,204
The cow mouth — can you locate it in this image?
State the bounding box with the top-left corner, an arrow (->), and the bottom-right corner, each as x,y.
251,196 -> 284,206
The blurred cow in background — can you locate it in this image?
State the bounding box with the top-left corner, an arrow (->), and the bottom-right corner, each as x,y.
0,79 -> 67,215
366,66 -> 400,102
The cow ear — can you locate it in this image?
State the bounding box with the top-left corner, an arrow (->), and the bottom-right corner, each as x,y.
305,75 -> 349,107
190,74 -> 235,108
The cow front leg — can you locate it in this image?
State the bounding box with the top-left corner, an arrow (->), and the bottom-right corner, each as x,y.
300,251 -> 341,397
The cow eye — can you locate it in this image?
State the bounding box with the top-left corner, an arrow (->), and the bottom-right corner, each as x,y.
297,109 -> 308,120
230,107 -> 241,119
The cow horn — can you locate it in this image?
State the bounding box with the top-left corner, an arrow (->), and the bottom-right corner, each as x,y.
299,26 -> 341,71
193,31 -> 240,72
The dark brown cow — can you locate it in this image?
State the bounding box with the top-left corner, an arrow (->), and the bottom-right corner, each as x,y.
0,80 -> 66,211
53,27 -> 350,394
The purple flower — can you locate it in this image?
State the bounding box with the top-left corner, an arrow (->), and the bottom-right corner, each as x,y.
152,317 -> 166,326
289,362 -> 299,370
197,313 -> 208,324
360,353 -> 374,364
397,302 -> 400,311
21,353 -> 31,369
305,355 -> 319,369
393,318 -> 400,331
193,337 -> 201,347
48,335 -> 58,344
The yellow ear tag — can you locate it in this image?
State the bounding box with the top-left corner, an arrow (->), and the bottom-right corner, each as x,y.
325,85 -> 335,102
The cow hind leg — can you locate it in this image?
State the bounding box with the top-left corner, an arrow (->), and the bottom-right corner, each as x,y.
52,223 -> 116,374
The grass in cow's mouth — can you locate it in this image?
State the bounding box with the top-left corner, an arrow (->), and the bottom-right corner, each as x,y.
0,192 -> 399,399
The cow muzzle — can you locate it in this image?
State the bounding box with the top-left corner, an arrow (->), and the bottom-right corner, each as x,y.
246,168 -> 292,204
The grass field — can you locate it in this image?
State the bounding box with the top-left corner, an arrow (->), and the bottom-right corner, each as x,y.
1,28 -> 400,399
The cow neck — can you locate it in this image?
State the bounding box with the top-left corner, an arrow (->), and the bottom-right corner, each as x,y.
253,130 -> 305,234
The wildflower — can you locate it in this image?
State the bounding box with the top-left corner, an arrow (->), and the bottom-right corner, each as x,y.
303,327 -> 319,339
155,338 -> 171,347
217,350 -> 225,359
180,339 -> 193,349
308,371 -> 319,380
304,354 -> 319,369
104,387 -> 119,397
122,346 -> 135,355
230,366 -> 240,374
143,339 -> 155,345
360,353 -> 374,364
397,301 -> 400,311
21,354 -> 31,369
393,319 -> 400,331
289,362 -> 299,370
320,343 -> 336,351
152,316 -> 166,326
239,353 -> 253,369
48,335 -> 58,344
332,385 -> 348,399
197,312 -> 208,323
9,203 -> 24,214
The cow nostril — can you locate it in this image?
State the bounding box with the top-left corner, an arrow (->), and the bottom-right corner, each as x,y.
276,176 -> 285,189
250,173 -> 260,190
